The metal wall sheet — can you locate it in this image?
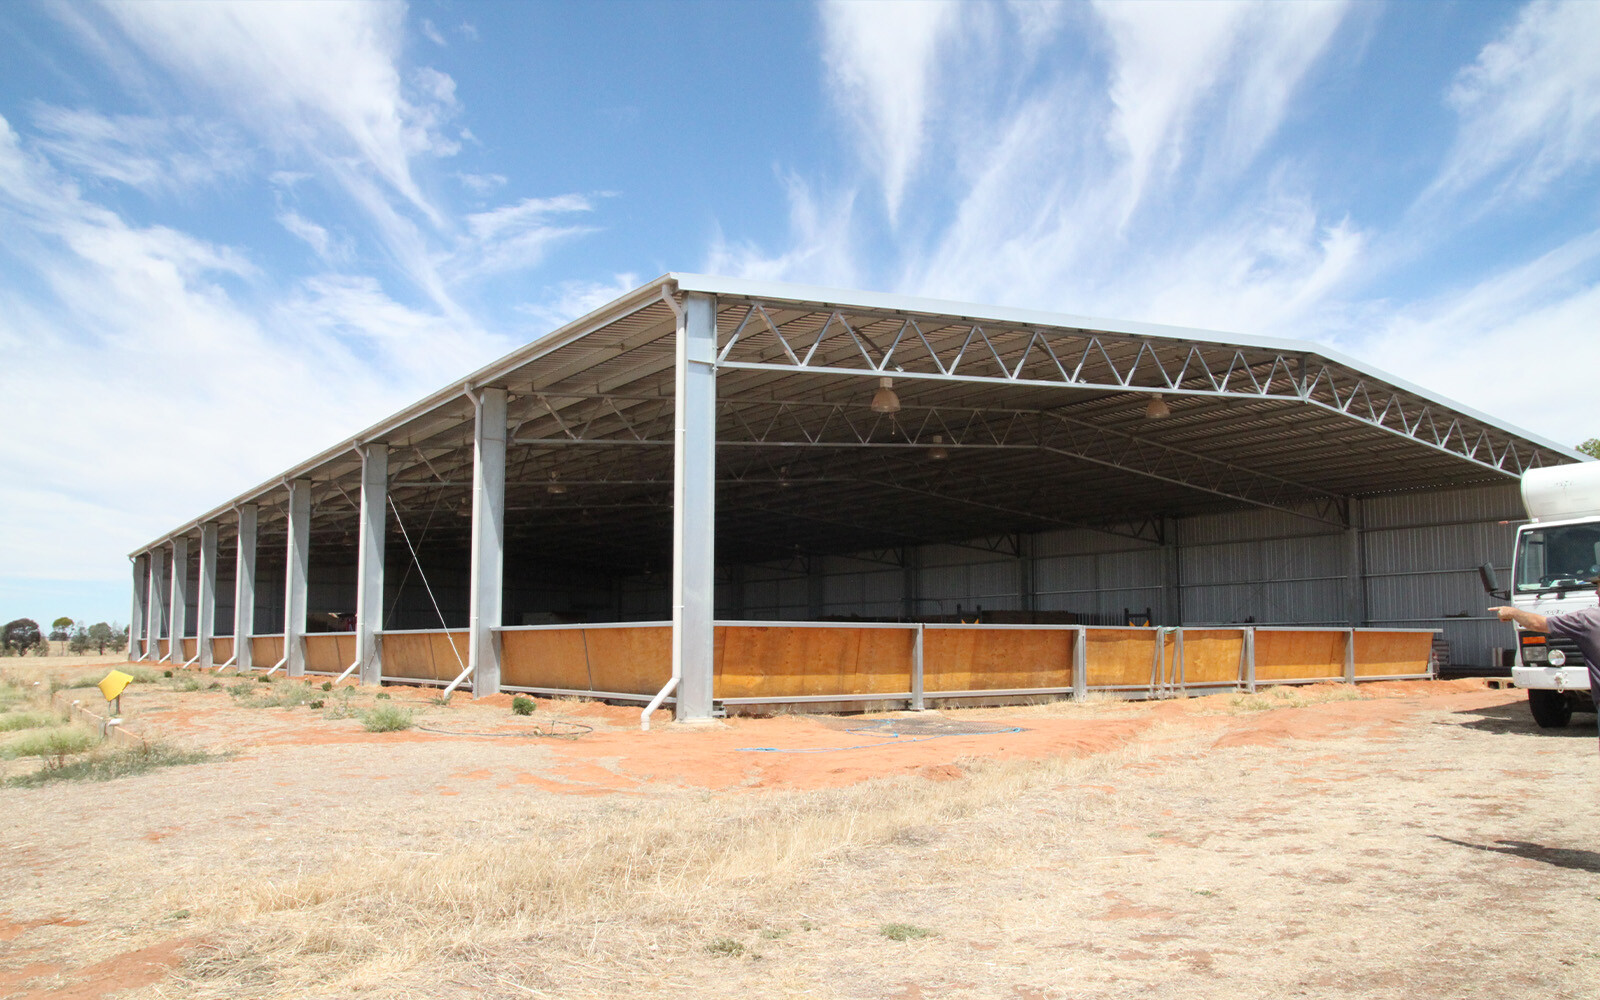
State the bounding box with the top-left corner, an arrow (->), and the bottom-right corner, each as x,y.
1183,579 -> 1347,626
715,483 -> 1518,663
1180,505 -> 1336,546
1362,483 -> 1523,529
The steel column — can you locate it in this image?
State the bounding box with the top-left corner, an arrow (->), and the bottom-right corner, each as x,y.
1245,628 -> 1258,692
284,480 -> 311,677
147,547 -> 166,656
1017,534 -> 1034,617
168,536 -> 189,663
197,522 -> 218,666
911,624 -> 925,711
673,292 -> 718,721
235,505 -> 257,669
1163,517 -> 1183,627
469,390 -> 506,697
1072,626 -> 1087,700
357,443 -> 388,686
129,554 -> 147,661
1346,497 -> 1366,628
902,547 -> 920,621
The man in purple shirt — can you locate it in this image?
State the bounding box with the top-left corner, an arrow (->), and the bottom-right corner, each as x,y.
1491,589 -> 1600,746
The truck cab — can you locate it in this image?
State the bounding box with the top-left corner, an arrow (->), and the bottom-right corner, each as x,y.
1490,464 -> 1600,728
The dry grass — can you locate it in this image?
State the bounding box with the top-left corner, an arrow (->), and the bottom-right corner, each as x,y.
171,740 -> 1141,997
8,680 -> 1598,1000
1227,683 -> 1366,713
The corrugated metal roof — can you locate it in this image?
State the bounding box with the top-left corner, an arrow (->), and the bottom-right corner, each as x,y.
131,274 -> 1587,566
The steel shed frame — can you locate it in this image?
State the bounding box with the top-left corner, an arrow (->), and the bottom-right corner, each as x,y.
126,274 -> 1585,720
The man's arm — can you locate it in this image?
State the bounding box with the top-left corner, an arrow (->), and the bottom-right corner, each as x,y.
1491,606 -> 1550,631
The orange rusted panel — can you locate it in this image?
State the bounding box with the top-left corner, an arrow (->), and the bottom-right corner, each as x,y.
1178,630 -> 1245,685
180,638 -> 197,660
157,639 -> 170,659
500,627 -> 670,695
1353,631 -> 1432,677
713,626 -> 914,699
923,628 -> 1073,692
303,634 -> 354,672
1253,630 -> 1343,680
250,635 -> 284,666
1084,629 -> 1161,687
380,631 -> 468,682
582,627 -> 672,695
499,628 -> 591,689
211,637 -> 234,663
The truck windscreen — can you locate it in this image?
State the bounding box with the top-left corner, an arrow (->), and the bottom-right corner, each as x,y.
1515,523 -> 1600,593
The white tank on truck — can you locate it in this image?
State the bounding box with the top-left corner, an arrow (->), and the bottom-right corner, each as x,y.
1480,462 -> 1600,727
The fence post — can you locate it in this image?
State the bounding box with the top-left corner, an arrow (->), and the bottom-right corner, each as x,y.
1344,628 -> 1356,684
911,624 -> 925,711
1073,626 -> 1088,701
1149,627 -> 1166,699
1245,627 -> 1257,693
1176,627 -> 1187,698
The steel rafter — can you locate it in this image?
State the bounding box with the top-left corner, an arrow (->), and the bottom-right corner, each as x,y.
710,299 -> 1552,479
493,393 -> 1348,528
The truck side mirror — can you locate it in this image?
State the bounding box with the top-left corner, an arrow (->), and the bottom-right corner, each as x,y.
1479,564 -> 1510,601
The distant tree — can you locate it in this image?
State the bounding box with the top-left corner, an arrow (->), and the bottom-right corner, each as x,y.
2,619 -> 42,656
49,616 -> 73,642
87,622 -> 115,655
1580,438 -> 1600,460
68,625 -> 91,655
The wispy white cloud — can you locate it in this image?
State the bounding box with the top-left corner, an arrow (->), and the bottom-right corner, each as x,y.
452,194 -> 598,281
0,111 -> 508,584
30,106 -> 249,194
1337,230 -> 1600,444
818,0 -> 963,225
276,209 -> 336,261
1094,0 -> 1348,222
420,17 -> 446,47
455,171 -> 506,195
101,1 -> 457,221
706,172 -> 859,287
514,272 -> 644,331
1431,0 -> 1600,204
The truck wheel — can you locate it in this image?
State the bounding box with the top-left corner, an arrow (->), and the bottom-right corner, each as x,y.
1529,690 -> 1572,729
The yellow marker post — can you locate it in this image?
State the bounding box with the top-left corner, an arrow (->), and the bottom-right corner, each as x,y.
99,669 -> 133,718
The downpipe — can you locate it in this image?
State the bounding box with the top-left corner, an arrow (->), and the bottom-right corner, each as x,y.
640,675 -> 679,732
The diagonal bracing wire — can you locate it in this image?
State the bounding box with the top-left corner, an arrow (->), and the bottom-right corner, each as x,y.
387,493 -> 467,674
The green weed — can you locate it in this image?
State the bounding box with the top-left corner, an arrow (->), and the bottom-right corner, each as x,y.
6,741 -> 225,787
359,703 -> 414,732
0,711 -> 59,733
511,695 -> 535,716
2,727 -> 97,767
879,923 -> 933,942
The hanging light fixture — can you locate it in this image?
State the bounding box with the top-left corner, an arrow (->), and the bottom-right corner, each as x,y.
870,376 -> 901,414
1144,393 -> 1172,420
928,434 -> 949,461
546,472 -> 567,495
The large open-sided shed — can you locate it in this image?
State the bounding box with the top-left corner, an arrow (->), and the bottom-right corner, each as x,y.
126,274 -> 1584,719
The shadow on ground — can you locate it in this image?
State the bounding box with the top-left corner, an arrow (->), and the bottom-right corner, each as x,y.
1448,700 -> 1599,737
1433,836 -> 1600,873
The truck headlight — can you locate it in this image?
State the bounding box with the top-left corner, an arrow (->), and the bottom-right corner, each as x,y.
1549,649 -> 1567,667
1523,644 -> 1548,664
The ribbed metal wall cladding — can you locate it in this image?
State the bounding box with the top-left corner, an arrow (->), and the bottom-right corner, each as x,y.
1360,485 -> 1525,667
1034,544 -> 1164,619
712,482 -> 1522,666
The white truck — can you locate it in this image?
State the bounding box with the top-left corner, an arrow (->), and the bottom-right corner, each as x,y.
1480,462 -> 1600,728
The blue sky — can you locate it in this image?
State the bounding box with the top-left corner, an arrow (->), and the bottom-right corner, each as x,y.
2,0 -> 1598,627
